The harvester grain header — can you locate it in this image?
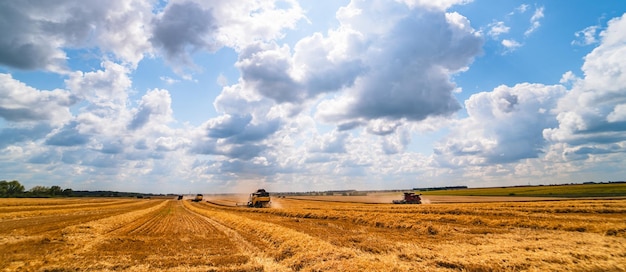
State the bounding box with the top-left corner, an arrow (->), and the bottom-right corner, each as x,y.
237,189 -> 271,208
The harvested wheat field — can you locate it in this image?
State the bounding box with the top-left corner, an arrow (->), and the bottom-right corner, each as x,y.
1,196 -> 626,271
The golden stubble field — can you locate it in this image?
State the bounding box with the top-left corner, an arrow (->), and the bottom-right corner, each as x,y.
1,195 -> 625,271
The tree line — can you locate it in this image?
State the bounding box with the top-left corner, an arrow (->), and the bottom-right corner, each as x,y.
0,180 -> 159,198
0,180 -> 73,197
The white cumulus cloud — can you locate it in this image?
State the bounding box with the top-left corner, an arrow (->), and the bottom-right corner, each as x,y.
435,83 -> 566,166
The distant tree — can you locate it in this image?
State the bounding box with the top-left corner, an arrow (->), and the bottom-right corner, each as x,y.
50,185 -> 63,196
1,180 -> 26,197
63,188 -> 73,196
9,181 -> 24,196
0,180 -> 7,197
8,180 -> 25,195
30,186 -> 51,196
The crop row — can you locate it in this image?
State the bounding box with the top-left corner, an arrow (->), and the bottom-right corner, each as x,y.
185,200 -> 418,271
206,198 -> 626,236
196,198 -> 626,271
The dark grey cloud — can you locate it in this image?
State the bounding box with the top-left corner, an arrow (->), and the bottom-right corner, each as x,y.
28,149 -> 60,164
205,115 -> 280,143
125,150 -> 165,161
82,154 -> 121,168
337,121 -> 364,131
98,140 -> 125,154
134,139 -> 149,150
190,140 -> 218,156
56,150 -> 126,169
229,119 -> 281,143
0,108 -> 49,123
0,1 -> 152,70
238,43 -> 304,103
45,123 -> 90,147
199,158 -> 277,179
61,150 -> 82,164
192,115 -> 281,160
206,114 -> 252,138
303,59 -> 363,95
151,1 -> 218,64
0,2 -> 64,70
128,107 -> 152,131
223,144 -> 265,160
0,124 -> 51,148
191,139 -> 266,161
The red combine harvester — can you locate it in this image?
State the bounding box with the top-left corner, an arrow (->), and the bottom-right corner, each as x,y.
393,192 -> 422,204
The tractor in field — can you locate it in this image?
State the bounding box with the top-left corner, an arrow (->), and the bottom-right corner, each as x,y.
191,194 -> 203,202
393,192 -> 422,204
246,189 -> 271,208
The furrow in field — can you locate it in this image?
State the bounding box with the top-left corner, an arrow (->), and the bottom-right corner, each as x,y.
201,198 -> 626,271
216,198 -> 626,235
186,200 -> 415,271
3,196 -> 626,271
0,199 -> 152,220
0,200 -> 160,237
0,198 -> 121,207
125,206 -> 169,235
41,200 -> 258,271
0,199 -> 137,214
1,199 -> 167,272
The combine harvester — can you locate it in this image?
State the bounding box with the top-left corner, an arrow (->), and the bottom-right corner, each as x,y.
191,194 -> 203,202
237,189 -> 271,208
393,192 -> 422,204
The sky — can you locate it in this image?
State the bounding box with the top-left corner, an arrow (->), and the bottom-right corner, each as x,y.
1,0 -> 626,194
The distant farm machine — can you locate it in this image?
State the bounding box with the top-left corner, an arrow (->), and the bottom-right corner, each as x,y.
191,194 -> 203,202
237,189 -> 271,208
393,192 -> 422,204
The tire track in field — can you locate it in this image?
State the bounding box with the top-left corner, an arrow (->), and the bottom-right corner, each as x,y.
183,202 -> 292,272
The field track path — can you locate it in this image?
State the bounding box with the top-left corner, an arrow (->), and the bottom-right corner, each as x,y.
184,202 -> 292,272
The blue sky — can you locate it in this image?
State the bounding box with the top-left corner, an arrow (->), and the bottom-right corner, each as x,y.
1,0 -> 625,194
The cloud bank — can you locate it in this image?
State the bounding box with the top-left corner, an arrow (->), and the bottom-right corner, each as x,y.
0,1 -> 625,193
